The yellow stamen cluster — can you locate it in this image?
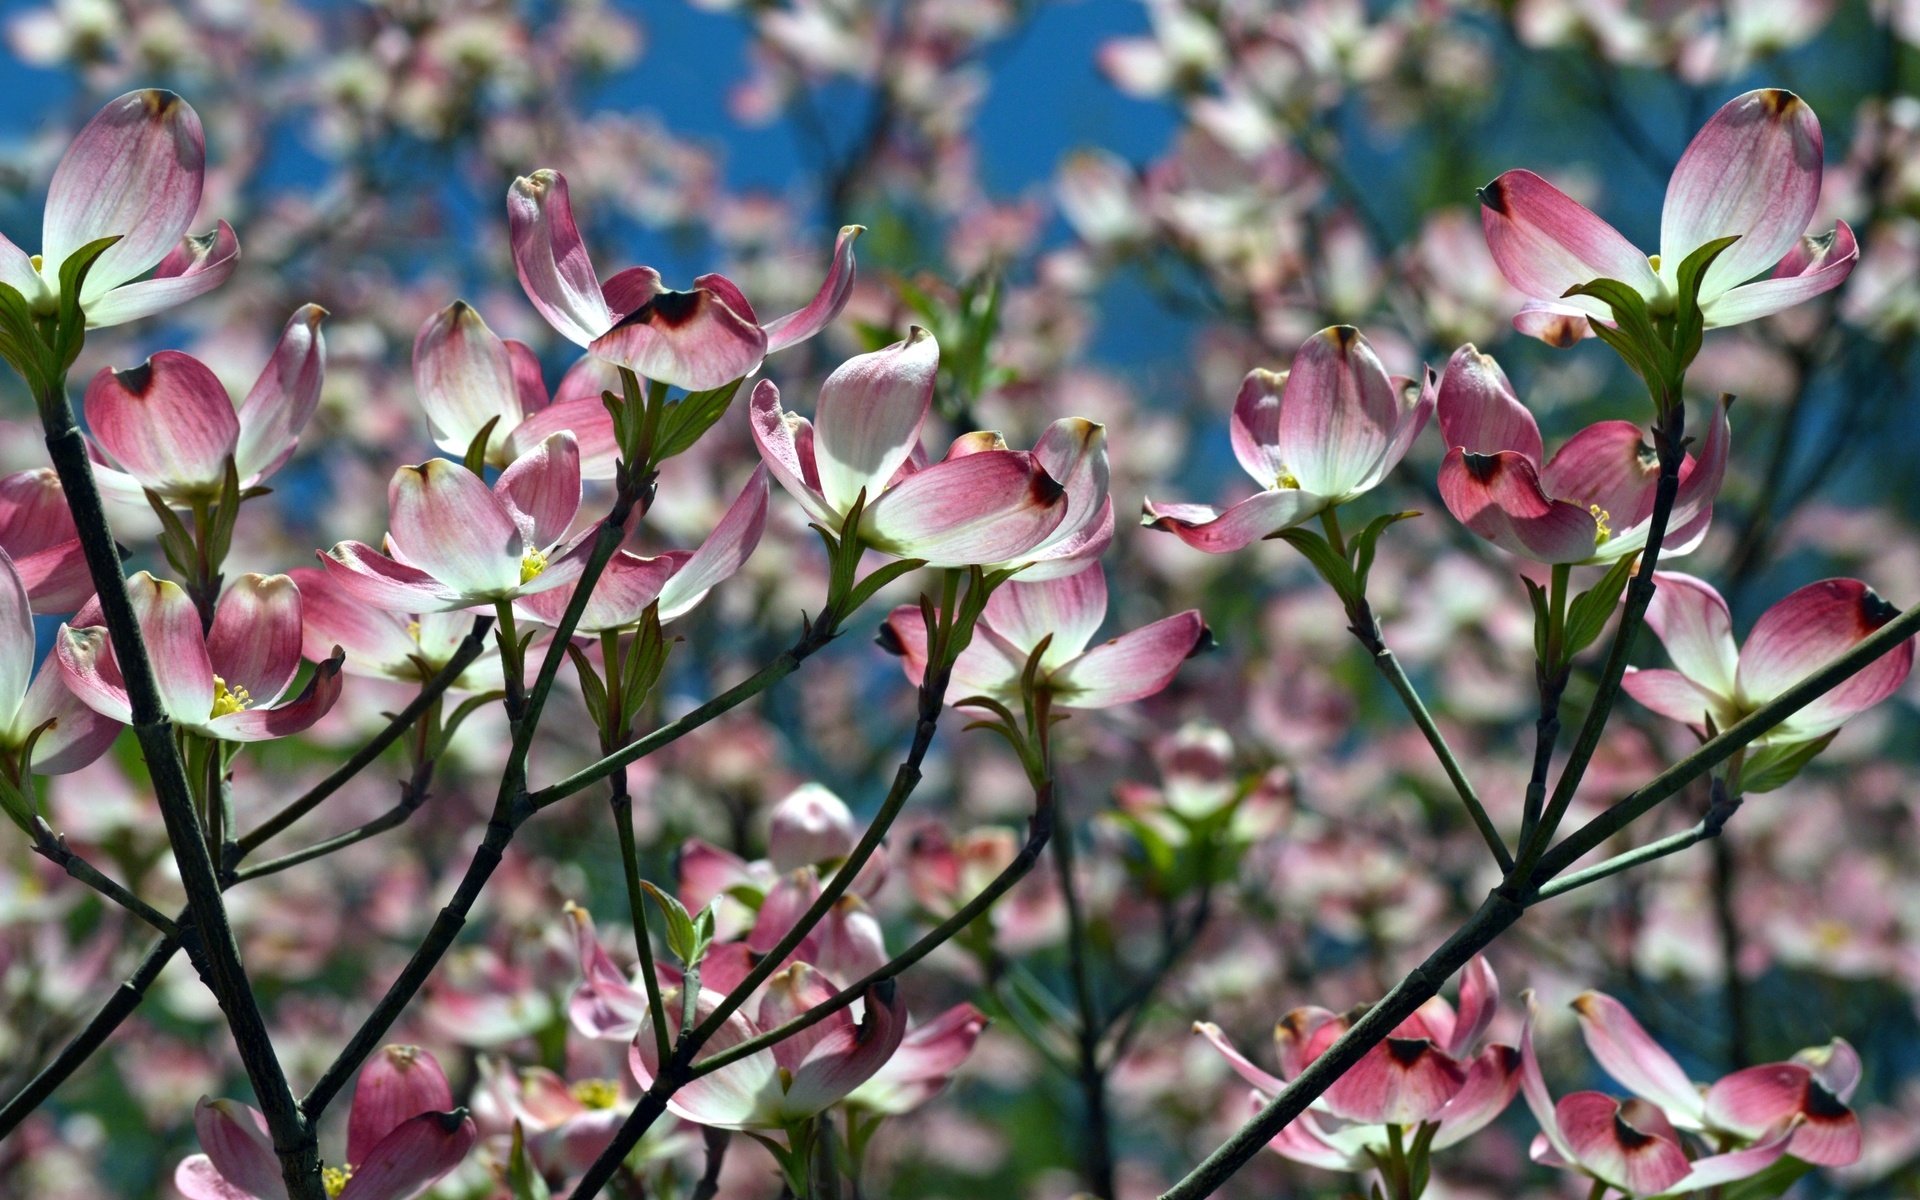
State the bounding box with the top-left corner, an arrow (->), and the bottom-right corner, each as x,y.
210,676 -> 253,718
519,547 -> 549,584
405,619 -> 422,643
571,1077 -> 622,1110
1275,470 -> 1301,491
1590,504 -> 1613,546
322,1166 -> 352,1198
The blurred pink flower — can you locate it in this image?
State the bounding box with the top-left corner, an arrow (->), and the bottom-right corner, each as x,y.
0,549 -> 118,775
0,469 -> 90,613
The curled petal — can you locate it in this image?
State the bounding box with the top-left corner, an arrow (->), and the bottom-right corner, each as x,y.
0,469 -> 89,612
1661,88 -> 1824,301
1437,449 -> 1598,563
1049,611 -> 1207,709
1512,301 -> 1592,347
347,1046 -> 455,1166
507,397 -> 622,481
494,432 -> 582,551
1704,1062 -> 1861,1166
0,552 -> 32,715
319,543 -> 466,613
202,652 -> 343,742
1644,571 -> 1739,697
877,603 -> 1026,701
1229,368 -> 1289,486
1571,991 -> 1705,1125
83,220 -> 240,329
507,170 -> 613,346
127,573 -> 216,726
1140,489 -> 1328,553
1192,1021 -> 1285,1094
338,1110 -> 477,1200
1556,1093 -> 1691,1195
1323,1036 -> 1468,1125
1795,1038 -> 1862,1103
414,302 -> 521,459
386,461 -> 521,599
1274,326 -> 1406,498
234,304 -> 326,483
1702,220 -> 1857,328
1432,1044 -> 1522,1148
631,987 -> 783,1130
748,380 -> 835,524
1478,169 -> 1659,308
657,466 -> 769,622
983,564 -> 1108,665
860,450 -> 1067,566
514,550 -> 683,633
284,567 -> 419,680
1738,579 -> 1913,741
46,90 -> 205,298
85,352 -> 238,496
779,978 -> 909,1118
1435,344 -> 1544,463
1519,994 -> 1574,1162
190,1099 -> 282,1200
850,1003 -> 987,1116
813,328 -> 939,515
763,224 -> 862,353
1448,956 -> 1500,1060
13,664 -> 122,774
54,626 -> 133,725
564,904 -> 652,1041
1622,668 -> 1724,731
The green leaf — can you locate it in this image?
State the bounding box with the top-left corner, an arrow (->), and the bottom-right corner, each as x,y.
1523,576 -> 1551,663
563,642 -> 608,730
1672,1156 -> 1811,1200
0,770 -> 37,835
1563,554 -> 1638,660
207,457 -> 243,570
1564,276 -> 1670,384
655,377 -> 745,462
462,416 -> 501,475
1349,510 -> 1420,594
52,234 -> 120,368
845,557 -> 926,616
1273,526 -> 1358,601
0,281 -> 51,392
505,1122 -> 551,1200
640,880 -> 701,966
143,489 -> 199,580
1671,234 -> 1740,372
1740,734 -> 1835,794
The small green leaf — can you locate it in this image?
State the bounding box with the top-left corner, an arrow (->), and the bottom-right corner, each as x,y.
1671,234 -> 1740,373
0,770 -> 37,835
564,643 -> 608,730
1563,554 -> 1638,660
1739,735 -> 1835,794
505,1122 -> 551,1200
52,234 -> 121,367
1523,576 -> 1551,663
655,377 -> 745,462
1274,526 -> 1358,601
1350,510 -> 1420,594
640,880 -> 701,966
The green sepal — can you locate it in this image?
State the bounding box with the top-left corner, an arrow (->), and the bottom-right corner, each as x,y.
462,416 -> 502,475
505,1121 -> 551,1200
1523,576 -> 1552,663
654,376 -> 744,463
1739,734 -> 1836,795
1670,234 -> 1741,374
564,642 -> 609,730
1350,510 -> 1420,596
1273,526 -> 1358,601
640,879 -> 705,967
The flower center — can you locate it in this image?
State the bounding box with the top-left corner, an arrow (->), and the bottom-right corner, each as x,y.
322,1166 -> 352,1198
406,618 -> 422,643
210,676 -> 253,718
1274,469 -> 1301,490
519,547 -> 549,584
1590,504 -> 1613,546
571,1077 -> 621,1109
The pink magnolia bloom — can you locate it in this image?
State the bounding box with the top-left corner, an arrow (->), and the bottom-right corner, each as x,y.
1194,958 -> 1519,1172
508,168 -> 859,390
1518,992 -> 1830,1196
1142,327 -> 1431,553
86,305 -> 326,503
1434,345 -> 1730,564
1624,572 -> 1914,746
0,550 -> 118,775
752,329 -> 1094,567
320,433 -> 593,613
0,90 -> 237,328
513,465 -> 769,633
176,1045 -> 475,1200
1481,89 -> 1855,343
629,965 -> 907,1132
1571,991 -> 1863,1166
880,563 -> 1205,709
413,300 -> 620,478
285,567 -> 503,692
56,573 -> 343,743
0,469 -> 91,613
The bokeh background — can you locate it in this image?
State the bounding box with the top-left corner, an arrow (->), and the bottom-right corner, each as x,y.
2,1 -> 1919,1197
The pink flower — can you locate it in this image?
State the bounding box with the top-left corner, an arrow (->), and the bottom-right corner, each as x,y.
0,549 -> 118,775
507,168 -> 859,390
284,567 -> 503,691
767,782 -> 858,873
56,572 -> 343,743
0,469 -> 91,613
1519,991 -> 1844,1196
512,465 -> 769,633
470,1057 -> 634,1179
628,964 -> 907,1131
85,305 -> 326,503
880,563 -> 1205,709
1142,327 -> 1431,553
412,300 -> 620,479
176,1045 -> 475,1200
1570,992 -> 1863,1166
1433,345 -> 1730,564
1624,572 -> 1914,748
752,328 -> 1092,567
0,90 -> 237,328
846,1004 -> 989,1116
1194,958 -> 1519,1172
1481,89 -> 1855,343
320,433 -> 593,613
